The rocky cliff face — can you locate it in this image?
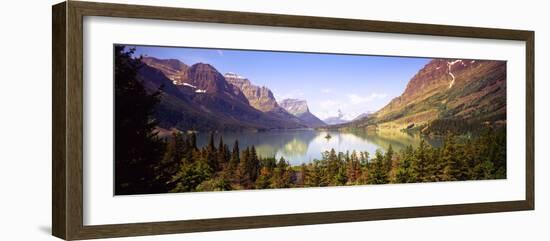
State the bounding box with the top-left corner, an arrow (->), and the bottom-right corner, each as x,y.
224,73 -> 279,112
224,72 -> 320,127
181,63 -> 230,94
343,59 -> 506,131
279,99 -> 326,128
279,99 -> 309,116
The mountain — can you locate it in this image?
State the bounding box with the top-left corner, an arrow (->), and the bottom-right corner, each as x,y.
141,56 -> 188,85
340,59 -> 506,133
279,99 -> 326,128
352,112 -> 373,121
139,59 -> 305,131
224,73 -> 312,127
136,63 -> 230,131
322,109 -> 350,125
224,73 -> 278,112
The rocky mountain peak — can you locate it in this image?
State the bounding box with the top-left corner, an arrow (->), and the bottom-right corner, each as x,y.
141,56 -> 188,85
189,62 -> 218,73
224,72 -> 253,88
142,56 -> 188,71
224,73 -> 279,112
279,99 -> 326,128
401,59 -> 483,101
279,99 -> 309,115
183,63 -> 229,93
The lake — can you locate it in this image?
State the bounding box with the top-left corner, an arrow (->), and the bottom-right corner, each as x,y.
195,129 -> 443,166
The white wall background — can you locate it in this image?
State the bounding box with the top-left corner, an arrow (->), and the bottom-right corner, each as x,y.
0,0 -> 547,240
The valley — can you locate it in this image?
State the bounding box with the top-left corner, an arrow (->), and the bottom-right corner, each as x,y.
114,45 -> 507,194
140,55 -> 507,155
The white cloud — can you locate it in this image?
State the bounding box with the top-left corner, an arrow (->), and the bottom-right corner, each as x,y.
311,93 -> 388,120
348,93 -> 387,105
321,88 -> 332,93
315,100 -> 342,119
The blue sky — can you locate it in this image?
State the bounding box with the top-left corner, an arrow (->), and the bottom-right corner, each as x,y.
130,45 -> 431,120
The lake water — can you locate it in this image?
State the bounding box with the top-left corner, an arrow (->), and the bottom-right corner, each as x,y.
196,129 -> 443,166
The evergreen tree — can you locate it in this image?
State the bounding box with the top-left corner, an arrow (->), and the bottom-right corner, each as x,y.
463,139 -> 479,180
334,166 -> 348,185
492,128 -> 507,179
223,144 -> 231,164
255,166 -> 272,189
157,131 -> 186,190
474,160 -> 495,180
305,161 -> 322,187
114,45 -> 166,195
440,136 -> 456,181
195,174 -> 232,191
477,128 -> 506,179
297,163 -> 307,187
248,146 -> 260,181
205,132 -> 218,171
187,132 -> 197,151
170,160 -> 213,192
426,147 -> 441,182
384,145 -> 394,171
360,151 -> 370,167
346,151 -> 361,184
412,140 -> 430,182
182,132 -> 196,162
394,145 -> 416,183
236,147 -> 251,187
207,132 -> 216,153
368,150 -> 389,184
326,148 -> 339,182
357,151 -> 371,184
260,157 -> 277,171
216,136 -> 227,170
440,135 -> 468,181
229,140 -> 240,171
383,144 -> 394,178
271,157 -> 292,188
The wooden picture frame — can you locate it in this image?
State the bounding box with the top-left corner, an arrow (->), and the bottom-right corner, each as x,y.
52,1 -> 534,240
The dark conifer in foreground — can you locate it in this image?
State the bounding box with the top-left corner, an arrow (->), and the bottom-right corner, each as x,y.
229,140 -> 240,171
114,45 -> 166,195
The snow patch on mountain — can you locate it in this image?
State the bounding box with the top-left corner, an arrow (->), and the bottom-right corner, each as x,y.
447,60 -> 462,89
182,82 -> 197,88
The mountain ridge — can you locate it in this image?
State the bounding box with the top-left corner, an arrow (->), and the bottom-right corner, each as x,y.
336,59 -> 506,133
223,72 -> 313,127
140,58 -> 306,131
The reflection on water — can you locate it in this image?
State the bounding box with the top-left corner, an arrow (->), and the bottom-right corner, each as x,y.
196,129 -> 442,165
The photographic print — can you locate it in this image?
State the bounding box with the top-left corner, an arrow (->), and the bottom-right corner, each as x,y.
114,44 -> 506,195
